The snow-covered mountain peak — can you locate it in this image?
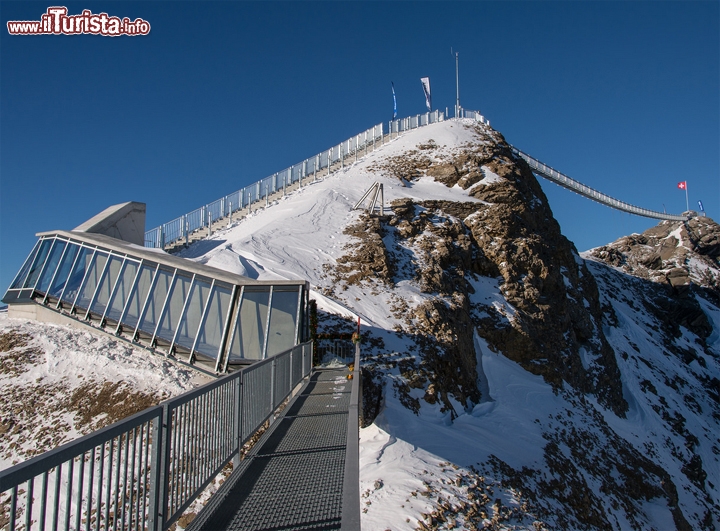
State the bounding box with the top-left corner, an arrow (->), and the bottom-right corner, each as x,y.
3,118 -> 718,529
175,118 -> 719,529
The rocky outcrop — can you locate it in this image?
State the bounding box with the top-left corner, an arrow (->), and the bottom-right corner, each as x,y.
588,215 -> 720,293
335,124 -> 629,417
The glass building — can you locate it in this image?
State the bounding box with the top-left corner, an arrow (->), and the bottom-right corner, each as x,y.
3,207 -> 308,374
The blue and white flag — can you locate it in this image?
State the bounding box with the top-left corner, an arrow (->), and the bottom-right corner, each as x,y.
698,200 -> 704,212
420,77 -> 431,111
391,82 -> 397,119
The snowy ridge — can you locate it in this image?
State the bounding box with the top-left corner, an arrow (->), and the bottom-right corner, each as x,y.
3,119 -> 718,530
173,120 -> 718,529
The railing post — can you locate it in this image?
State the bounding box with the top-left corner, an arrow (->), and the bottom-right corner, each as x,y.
160,226 -> 165,249
233,373 -> 243,468
270,357 -> 276,419
148,408 -> 167,531
184,215 -> 188,247
228,202 -> 233,228
208,210 -> 212,237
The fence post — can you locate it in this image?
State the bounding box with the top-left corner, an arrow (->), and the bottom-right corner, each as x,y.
265,184 -> 269,207
148,408 -> 167,531
270,357 -> 276,421
314,155 -> 319,182
184,215 -> 188,247
160,226 -> 165,249
233,374 -> 243,468
228,202 -> 233,228
208,210 -> 212,237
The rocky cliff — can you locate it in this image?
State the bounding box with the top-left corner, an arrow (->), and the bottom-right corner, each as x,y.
319,122 -> 719,530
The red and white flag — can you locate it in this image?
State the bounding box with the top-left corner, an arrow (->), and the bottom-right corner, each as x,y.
677,181 -> 687,190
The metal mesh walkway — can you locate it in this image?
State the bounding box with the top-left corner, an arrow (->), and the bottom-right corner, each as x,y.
189,368 -> 351,531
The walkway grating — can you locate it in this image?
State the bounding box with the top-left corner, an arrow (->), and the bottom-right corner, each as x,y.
188,368 -> 351,531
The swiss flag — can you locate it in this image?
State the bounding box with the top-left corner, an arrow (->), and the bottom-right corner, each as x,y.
677,181 -> 687,190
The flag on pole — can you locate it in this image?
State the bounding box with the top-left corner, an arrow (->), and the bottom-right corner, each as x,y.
698,200 -> 704,212
420,77 -> 432,111
678,181 -> 689,211
391,82 -> 397,119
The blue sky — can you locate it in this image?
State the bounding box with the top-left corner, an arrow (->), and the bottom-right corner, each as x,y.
1,1 -> 718,293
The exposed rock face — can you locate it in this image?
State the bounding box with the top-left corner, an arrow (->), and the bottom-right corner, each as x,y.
588,215 -> 720,293
587,216 -> 720,344
339,124 -> 628,416
323,122 -> 719,528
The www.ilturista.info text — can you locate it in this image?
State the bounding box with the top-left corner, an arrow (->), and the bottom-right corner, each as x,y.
7,7 -> 150,36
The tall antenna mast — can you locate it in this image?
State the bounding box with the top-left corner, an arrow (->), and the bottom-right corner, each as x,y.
455,50 -> 460,118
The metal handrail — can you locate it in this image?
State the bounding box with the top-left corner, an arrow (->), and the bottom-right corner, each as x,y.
512,147 -> 688,221
144,109 -> 461,250
0,341 -> 314,531
340,342 -> 361,530
144,122 -> 387,249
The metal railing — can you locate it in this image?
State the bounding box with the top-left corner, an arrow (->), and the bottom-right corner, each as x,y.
456,108 -> 490,125
0,341 -> 313,531
388,109 -> 446,135
316,338 -> 354,361
340,342 -> 361,531
512,148 -> 688,221
144,122 -> 387,249
144,109 -> 457,250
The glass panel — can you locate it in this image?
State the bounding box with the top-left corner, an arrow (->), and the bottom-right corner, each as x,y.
174,279 -> 212,351
228,287 -> 270,361
60,246 -> 94,305
138,268 -> 174,334
105,261 -> 139,323
48,243 -> 80,299
74,252 -> 108,311
89,255 -> 124,316
122,264 -> 156,329
22,238 -> 53,289
35,240 -> 67,294
9,240 -> 41,290
156,274 -> 192,342
194,284 -> 232,358
266,287 -> 300,357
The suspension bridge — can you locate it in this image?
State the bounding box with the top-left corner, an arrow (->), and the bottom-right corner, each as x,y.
142,109 -> 688,252
0,111 -> 691,531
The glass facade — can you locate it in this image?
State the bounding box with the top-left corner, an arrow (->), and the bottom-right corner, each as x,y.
3,233 -> 308,373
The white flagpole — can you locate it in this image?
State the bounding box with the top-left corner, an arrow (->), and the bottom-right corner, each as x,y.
685,182 -> 689,212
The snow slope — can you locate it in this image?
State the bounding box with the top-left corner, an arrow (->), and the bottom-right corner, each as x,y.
3,119 -> 718,530
178,120 -> 719,529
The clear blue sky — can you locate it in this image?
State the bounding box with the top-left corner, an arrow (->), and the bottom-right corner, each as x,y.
2,1 -> 718,293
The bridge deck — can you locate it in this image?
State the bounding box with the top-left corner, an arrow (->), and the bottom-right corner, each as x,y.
188,368 -> 351,531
